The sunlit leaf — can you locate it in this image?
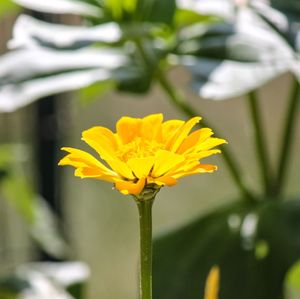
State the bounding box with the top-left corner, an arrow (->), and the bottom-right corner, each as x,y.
285,260 -> 300,292
10,15 -> 122,50
174,5 -> 298,99
174,9 -> 218,28
19,262 -> 90,299
176,0 -> 235,19
0,0 -> 21,17
183,57 -> 289,100
0,47 -> 138,111
0,262 -> 89,299
79,80 -> 116,104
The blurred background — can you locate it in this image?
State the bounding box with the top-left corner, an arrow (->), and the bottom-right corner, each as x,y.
1,1 -> 300,299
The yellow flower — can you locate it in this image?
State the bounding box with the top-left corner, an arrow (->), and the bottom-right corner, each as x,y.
204,266 -> 220,299
58,113 -> 226,196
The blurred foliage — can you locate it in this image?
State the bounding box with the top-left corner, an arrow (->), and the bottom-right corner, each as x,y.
0,145 -> 69,259
0,1 -> 299,299
0,0 -> 20,17
285,260 -> 300,294
0,262 -> 89,299
154,199 -> 300,299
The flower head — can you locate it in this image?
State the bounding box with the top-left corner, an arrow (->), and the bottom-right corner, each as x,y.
59,114 -> 226,196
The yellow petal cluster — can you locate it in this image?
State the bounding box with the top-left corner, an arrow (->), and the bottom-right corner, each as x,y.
204,266 -> 220,299
59,114 -> 226,196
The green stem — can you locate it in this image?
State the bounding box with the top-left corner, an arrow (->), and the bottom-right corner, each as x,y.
134,38 -> 254,201
274,79 -> 300,197
247,91 -> 272,196
156,70 -> 254,201
136,198 -> 154,299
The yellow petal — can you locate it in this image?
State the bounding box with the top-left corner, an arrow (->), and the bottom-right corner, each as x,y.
177,128 -> 213,154
195,138 -> 227,151
141,113 -> 163,141
152,175 -> 177,186
81,126 -> 118,160
173,164 -> 217,179
152,150 -> 185,178
115,177 -> 146,195
74,167 -> 116,182
107,158 -> 135,180
59,147 -> 114,175
185,149 -> 221,161
162,119 -> 184,144
167,117 -> 201,152
116,116 -> 142,144
127,157 -> 154,179
204,266 -> 220,299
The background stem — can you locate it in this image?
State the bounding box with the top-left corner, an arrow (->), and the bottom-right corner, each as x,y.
274,79 -> 300,197
137,199 -> 154,299
155,69 -> 254,201
247,91 -> 272,196
134,38 -> 254,200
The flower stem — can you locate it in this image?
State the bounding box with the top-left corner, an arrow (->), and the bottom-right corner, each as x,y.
247,91 -> 272,196
155,69 -> 254,201
136,198 -> 154,299
134,38 -> 254,201
274,79 -> 300,197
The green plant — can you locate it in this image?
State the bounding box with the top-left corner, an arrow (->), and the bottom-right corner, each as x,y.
0,0 -> 299,298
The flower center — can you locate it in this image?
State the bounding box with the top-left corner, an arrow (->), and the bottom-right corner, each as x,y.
116,137 -> 164,161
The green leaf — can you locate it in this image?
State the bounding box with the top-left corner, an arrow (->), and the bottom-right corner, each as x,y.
285,260 -> 300,292
29,197 -> 70,259
136,0 -> 176,25
177,0 -> 235,19
104,0 -> 137,20
11,15 -> 122,50
2,174 -> 69,259
174,9 -> 218,28
153,199 -> 300,299
79,80 -> 116,104
0,262 -> 89,299
0,0 -> 20,17
0,144 -> 69,258
20,262 -> 90,299
2,175 -> 35,223
0,47 -> 138,112
271,0 -> 300,15
184,57 -> 289,100
0,276 -> 29,299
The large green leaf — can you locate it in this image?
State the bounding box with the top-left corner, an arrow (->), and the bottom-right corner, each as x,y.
174,5 -> 297,100
10,15 -> 122,49
153,199 -> 300,299
183,57 -> 289,100
0,47 -> 139,111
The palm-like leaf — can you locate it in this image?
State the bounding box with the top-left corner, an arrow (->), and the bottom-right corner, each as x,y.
175,0 -> 300,99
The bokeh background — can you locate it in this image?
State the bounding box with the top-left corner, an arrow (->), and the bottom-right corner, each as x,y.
1,1 -> 300,299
